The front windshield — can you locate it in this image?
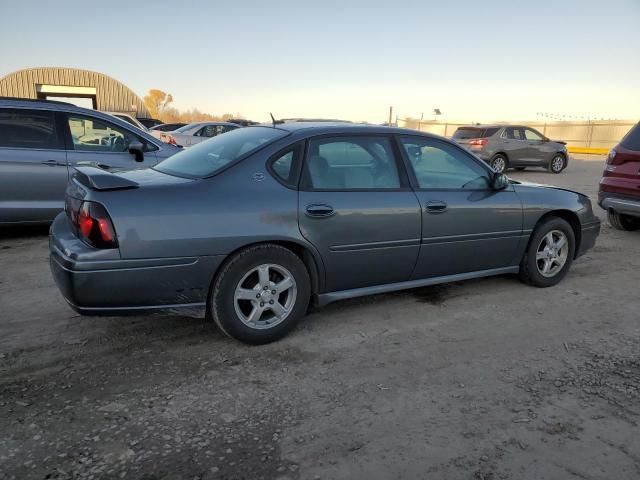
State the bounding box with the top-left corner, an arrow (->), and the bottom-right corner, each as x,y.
154,126 -> 288,178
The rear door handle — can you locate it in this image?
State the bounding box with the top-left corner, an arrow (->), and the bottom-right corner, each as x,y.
426,201 -> 448,214
305,204 -> 335,218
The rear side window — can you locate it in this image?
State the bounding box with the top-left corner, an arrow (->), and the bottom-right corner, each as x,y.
155,126 -> 288,178
620,123 -> 640,151
503,127 -> 525,140
453,127 -> 499,139
0,108 -> 62,149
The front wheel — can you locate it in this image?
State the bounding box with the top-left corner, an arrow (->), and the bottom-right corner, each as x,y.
607,210 -> 640,231
209,244 -> 311,344
489,154 -> 508,173
519,217 -> 575,287
548,154 -> 566,173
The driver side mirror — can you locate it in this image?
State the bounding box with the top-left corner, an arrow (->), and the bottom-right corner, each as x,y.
492,173 -> 509,190
128,141 -> 144,162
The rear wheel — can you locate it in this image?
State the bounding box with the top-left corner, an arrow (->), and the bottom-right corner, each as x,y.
548,154 -> 566,173
519,217 -> 575,287
209,244 -> 310,344
607,210 -> 640,231
489,154 -> 508,173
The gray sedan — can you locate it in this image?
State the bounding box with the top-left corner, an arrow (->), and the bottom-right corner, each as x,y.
50,123 -> 600,344
453,125 -> 569,174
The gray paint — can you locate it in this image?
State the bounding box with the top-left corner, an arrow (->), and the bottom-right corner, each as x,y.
49,123 -> 600,315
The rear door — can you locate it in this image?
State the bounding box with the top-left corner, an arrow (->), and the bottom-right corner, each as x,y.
298,135 -> 422,292
398,136 -> 523,279
501,127 -> 528,164
62,113 -> 159,170
0,108 -> 68,223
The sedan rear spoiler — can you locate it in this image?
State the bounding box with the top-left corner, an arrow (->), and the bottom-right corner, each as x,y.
72,166 -> 139,191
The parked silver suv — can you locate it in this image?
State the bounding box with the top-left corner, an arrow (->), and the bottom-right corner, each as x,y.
453,125 -> 569,174
0,98 -> 182,225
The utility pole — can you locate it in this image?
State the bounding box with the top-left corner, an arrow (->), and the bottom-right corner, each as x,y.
388,106 -> 393,126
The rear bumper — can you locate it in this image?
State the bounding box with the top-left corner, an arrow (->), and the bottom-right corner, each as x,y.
598,193 -> 640,217
49,214 -> 224,316
576,219 -> 600,258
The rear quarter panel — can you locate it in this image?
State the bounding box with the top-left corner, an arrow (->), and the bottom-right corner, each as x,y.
90,150 -> 306,261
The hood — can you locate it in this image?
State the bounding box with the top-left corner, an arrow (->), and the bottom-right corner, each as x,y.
511,179 -> 583,196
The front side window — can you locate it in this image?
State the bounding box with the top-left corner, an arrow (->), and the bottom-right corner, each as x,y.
524,128 -> 543,141
400,137 -> 489,190
306,136 -> 400,190
0,108 -> 62,149
67,115 -> 155,153
154,126 -> 288,178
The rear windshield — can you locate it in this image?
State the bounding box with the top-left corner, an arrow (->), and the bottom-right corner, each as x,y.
620,122 -> 640,151
154,126 -> 288,178
452,127 -> 499,139
173,123 -> 198,133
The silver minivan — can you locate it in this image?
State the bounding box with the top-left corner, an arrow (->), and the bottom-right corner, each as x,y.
0,98 -> 182,225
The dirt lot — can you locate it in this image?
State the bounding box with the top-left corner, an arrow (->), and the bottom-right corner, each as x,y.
1,155 -> 638,480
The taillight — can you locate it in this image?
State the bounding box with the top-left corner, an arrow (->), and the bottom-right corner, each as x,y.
71,201 -> 118,249
468,138 -> 488,147
165,135 -> 177,146
606,149 -> 617,164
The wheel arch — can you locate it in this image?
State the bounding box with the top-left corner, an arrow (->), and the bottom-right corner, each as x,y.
205,238 -> 325,313
530,210 -> 582,259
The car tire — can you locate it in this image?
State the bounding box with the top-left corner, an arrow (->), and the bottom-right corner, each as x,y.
607,210 -> 640,231
490,154 -> 508,173
209,244 -> 311,344
548,154 -> 566,173
519,217 -> 576,287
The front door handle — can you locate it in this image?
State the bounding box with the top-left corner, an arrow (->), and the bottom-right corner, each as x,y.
41,160 -> 66,167
426,201 -> 448,214
305,204 -> 335,218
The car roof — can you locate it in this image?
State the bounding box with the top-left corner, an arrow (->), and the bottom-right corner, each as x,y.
0,97 -> 162,144
253,121 -> 438,138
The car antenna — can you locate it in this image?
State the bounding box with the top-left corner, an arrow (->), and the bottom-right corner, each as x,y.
269,113 -> 284,127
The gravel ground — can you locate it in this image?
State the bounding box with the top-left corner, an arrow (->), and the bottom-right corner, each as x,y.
0,155 -> 638,480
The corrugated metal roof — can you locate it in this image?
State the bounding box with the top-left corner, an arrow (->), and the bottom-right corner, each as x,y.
0,67 -> 151,118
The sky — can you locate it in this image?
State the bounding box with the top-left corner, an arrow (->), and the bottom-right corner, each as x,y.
0,0 -> 638,123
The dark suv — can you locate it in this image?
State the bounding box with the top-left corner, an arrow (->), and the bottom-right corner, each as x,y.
453,125 -> 569,174
598,121 -> 640,231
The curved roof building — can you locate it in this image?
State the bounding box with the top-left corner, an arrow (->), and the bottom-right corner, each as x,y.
0,67 -> 150,118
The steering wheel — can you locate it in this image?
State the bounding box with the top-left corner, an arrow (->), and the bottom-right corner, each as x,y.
111,136 -> 125,152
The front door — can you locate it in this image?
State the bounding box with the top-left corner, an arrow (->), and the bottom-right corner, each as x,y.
397,136 -> 523,279
523,127 -> 548,163
502,127 -> 529,165
63,113 -> 158,171
0,108 -> 68,223
298,135 -> 422,292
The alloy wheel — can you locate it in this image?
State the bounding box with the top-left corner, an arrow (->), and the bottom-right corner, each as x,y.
491,157 -> 506,173
535,230 -> 569,277
551,155 -> 565,173
233,263 -> 297,329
